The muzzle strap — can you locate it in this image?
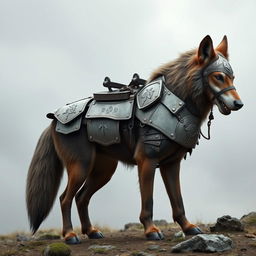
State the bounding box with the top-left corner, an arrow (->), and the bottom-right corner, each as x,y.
211,85 -> 236,101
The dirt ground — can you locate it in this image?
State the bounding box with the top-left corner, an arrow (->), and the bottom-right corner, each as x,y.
1,224 -> 256,256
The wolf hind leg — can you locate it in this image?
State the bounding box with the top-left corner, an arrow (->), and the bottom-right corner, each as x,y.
75,154 -> 118,239
53,128 -> 96,244
60,160 -> 95,244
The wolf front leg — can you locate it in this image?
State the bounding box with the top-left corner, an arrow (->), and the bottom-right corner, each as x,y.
135,146 -> 164,240
160,159 -> 203,235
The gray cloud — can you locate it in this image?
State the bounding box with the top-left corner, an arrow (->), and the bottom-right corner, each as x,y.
0,0 -> 255,234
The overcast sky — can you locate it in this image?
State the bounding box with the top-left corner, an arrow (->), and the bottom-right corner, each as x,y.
0,0 -> 255,235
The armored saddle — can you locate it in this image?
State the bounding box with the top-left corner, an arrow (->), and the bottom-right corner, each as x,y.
47,74 -> 201,149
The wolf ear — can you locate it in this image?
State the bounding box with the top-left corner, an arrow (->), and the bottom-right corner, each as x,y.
197,35 -> 216,64
216,35 -> 228,58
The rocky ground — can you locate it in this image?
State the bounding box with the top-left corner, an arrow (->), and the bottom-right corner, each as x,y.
1,214 -> 256,256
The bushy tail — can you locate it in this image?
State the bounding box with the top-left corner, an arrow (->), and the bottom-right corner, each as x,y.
26,125 -> 63,233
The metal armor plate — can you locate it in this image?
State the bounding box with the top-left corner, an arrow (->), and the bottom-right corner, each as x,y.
136,104 -> 200,148
136,78 -> 163,109
55,117 -> 82,135
175,108 -> 201,148
136,81 -> 201,148
203,54 -> 233,78
161,87 -> 185,114
54,97 -> 92,124
86,99 -> 134,120
136,103 -> 178,141
87,119 -> 120,146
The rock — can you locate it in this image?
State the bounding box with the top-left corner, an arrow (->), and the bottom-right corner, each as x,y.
124,222 -> 143,230
241,212 -> 256,226
16,234 -> 31,242
131,251 -> 155,256
245,233 -> 256,239
153,220 -> 169,227
171,234 -> 232,253
124,220 -> 168,231
210,215 -> 244,232
43,243 -> 71,256
88,245 -> 116,253
147,245 -> 160,251
172,231 -> 185,242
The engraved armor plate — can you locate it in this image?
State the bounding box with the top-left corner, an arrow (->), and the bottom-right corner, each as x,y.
86,99 -> 134,120
203,54 -> 233,78
54,98 -> 92,124
136,78 -> 163,109
87,119 -> 120,146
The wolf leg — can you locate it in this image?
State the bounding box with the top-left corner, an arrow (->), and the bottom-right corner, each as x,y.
53,127 -> 96,244
135,144 -> 164,240
75,153 -> 118,239
160,160 -> 203,235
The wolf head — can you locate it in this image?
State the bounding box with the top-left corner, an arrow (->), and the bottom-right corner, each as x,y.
197,35 -> 243,115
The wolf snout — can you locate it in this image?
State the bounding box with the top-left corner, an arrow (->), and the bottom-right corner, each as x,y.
234,100 -> 244,110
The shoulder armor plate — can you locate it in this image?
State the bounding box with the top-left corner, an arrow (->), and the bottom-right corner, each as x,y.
54,98 -> 92,124
136,78 -> 163,109
135,82 -> 201,148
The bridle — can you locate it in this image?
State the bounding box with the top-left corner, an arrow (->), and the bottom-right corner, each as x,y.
200,54 -> 236,140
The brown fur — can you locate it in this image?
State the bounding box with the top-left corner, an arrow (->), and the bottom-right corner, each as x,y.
149,49 -> 212,120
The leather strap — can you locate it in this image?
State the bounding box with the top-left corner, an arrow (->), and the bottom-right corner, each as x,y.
211,85 -> 236,100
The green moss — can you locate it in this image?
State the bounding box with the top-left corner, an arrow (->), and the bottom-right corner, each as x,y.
91,248 -> 108,254
246,216 -> 256,225
42,243 -> 71,256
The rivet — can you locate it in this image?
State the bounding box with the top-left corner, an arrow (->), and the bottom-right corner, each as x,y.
144,118 -> 147,122
168,92 -> 171,95
149,120 -> 152,123
89,136 -> 93,140
179,102 -> 183,106
170,133 -> 174,137
172,107 -> 176,112
116,137 -> 119,140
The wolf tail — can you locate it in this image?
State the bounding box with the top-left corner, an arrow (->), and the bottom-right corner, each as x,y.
26,125 -> 63,233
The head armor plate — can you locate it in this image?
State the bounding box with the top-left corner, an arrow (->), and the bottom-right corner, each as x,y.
203,54 -> 233,78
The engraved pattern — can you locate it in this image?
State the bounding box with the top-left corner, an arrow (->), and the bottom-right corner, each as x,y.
62,104 -> 77,121
137,80 -> 162,109
141,88 -> 155,105
99,123 -> 108,136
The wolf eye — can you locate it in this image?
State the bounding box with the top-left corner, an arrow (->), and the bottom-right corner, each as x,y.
214,74 -> 224,82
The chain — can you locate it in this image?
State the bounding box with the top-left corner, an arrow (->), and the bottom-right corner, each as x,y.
200,107 -> 214,140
